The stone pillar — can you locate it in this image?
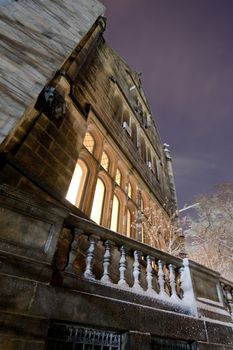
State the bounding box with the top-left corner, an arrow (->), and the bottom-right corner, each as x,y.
163,143 -> 177,205
136,188 -> 141,241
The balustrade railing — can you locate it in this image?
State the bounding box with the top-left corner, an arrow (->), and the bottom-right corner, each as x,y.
55,214 -> 197,315
220,278 -> 233,320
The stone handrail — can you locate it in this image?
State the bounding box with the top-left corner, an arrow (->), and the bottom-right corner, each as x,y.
56,214 -> 197,315
220,277 -> 233,320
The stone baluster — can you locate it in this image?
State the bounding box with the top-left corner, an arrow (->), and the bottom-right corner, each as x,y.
146,255 -> 153,293
132,250 -> 143,292
65,228 -> 82,273
101,240 -> 113,284
180,258 -> 197,315
118,246 -> 129,287
158,260 -> 166,297
84,235 -> 99,280
230,289 -> 233,320
224,286 -> 233,319
169,264 -> 178,300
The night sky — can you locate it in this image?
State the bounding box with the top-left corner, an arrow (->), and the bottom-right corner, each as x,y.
100,0 -> 233,208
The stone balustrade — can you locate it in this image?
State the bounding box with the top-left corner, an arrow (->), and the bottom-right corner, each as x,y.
221,278 -> 233,320
56,214 -> 197,316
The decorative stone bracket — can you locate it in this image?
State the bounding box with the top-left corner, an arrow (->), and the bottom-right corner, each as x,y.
35,86 -> 66,120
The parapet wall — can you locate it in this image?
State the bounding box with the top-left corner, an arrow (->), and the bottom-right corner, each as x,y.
0,184 -> 232,349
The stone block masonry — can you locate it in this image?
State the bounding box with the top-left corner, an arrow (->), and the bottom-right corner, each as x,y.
0,0 -> 105,143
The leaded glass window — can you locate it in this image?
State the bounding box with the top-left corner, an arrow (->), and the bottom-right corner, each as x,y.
83,132 -> 95,154
115,168 -> 121,186
100,151 -> 109,172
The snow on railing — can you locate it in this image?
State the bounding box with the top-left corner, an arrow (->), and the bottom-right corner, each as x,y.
59,214 -> 197,316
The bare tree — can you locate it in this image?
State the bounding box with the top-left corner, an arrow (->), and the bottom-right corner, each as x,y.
184,183 -> 233,281
135,203 -> 184,257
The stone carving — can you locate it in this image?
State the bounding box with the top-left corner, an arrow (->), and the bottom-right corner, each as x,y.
36,86 -> 66,120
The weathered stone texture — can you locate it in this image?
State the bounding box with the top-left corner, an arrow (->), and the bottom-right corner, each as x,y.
0,0 -> 105,143
0,103 -> 87,196
0,183 -> 68,268
206,321 -> 233,346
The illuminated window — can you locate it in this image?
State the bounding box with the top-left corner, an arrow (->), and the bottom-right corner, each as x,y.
128,182 -> 132,199
110,195 -> 120,232
66,159 -> 88,207
83,132 -> 95,154
126,209 -> 132,237
100,151 -> 109,171
115,169 -> 121,186
90,178 -> 105,225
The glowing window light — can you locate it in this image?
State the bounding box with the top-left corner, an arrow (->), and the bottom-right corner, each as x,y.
110,195 -> 120,232
128,182 -> 132,199
100,151 -> 109,172
115,169 -> 121,186
90,178 -> 105,225
83,132 -> 95,154
66,160 -> 87,207
126,209 -> 132,237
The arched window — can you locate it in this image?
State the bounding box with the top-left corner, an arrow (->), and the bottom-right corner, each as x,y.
126,208 -> 132,237
100,151 -> 109,172
66,160 -> 88,207
115,168 -> 121,186
110,194 -> 120,232
90,178 -> 105,225
128,182 -> 132,199
83,132 -> 95,154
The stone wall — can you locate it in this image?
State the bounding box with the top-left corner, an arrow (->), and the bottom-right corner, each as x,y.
73,37 -> 174,208
0,0 -> 105,144
0,17 -> 106,201
0,185 -> 233,349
